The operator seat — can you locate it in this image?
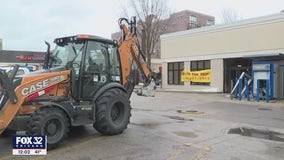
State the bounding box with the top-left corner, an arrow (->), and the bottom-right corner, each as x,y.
87,58 -> 99,72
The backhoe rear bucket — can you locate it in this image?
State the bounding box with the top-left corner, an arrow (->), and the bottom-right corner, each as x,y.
136,79 -> 156,97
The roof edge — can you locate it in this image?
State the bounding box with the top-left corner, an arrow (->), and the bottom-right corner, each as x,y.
161,12 -> 284,40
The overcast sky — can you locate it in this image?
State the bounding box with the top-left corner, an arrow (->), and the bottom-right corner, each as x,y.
0,0 -> 283,51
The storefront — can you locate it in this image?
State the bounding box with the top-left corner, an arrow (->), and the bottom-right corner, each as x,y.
0,50 -> 45,71
160,12 -> 284,98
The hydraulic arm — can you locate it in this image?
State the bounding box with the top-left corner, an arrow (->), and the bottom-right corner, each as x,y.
117,17 -> 155,97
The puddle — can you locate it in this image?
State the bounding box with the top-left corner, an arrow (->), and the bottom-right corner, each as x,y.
174,131 -> 198,138
228,127 -> 284,142
177,110 -> 205,115
258,108 -> 272,111
131,122 -> 167,129
163,115 -> 194,121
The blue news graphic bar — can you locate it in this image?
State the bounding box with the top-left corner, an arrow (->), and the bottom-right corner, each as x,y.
12,135 -> 46,149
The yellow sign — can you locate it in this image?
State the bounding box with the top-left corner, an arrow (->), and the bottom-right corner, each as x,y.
181,69 -> 211,82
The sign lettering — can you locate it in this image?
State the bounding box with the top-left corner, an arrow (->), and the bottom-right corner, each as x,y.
181,69 -> 211,82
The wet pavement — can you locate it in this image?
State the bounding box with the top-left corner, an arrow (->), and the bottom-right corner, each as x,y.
0,92 -> 283,160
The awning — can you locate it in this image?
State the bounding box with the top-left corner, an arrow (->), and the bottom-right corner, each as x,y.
242,53 -> 284,60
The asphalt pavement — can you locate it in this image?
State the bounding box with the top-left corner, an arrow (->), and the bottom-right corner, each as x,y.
0,91 -> 283,160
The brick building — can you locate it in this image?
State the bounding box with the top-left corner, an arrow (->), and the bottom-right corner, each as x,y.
111,10 -> 215,72
164,10 -> 215,34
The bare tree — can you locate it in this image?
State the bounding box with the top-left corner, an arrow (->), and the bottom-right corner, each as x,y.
220,8 -> 242,24
123,0 -> 170,68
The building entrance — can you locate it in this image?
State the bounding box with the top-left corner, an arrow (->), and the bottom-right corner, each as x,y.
223,58 -> 251,93
276,64 -> 284,99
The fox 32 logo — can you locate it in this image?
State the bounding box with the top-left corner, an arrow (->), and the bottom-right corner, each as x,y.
12,135 -> 47,155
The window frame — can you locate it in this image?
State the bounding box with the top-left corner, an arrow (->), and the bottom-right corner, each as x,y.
206,20 -> 214,26
190,60 -> 211,86
168,62 -> 184,85
189,15 -> 197,28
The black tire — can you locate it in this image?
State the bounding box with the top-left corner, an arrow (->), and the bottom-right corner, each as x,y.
93,88 -> 131,135
27,108 -> 69,150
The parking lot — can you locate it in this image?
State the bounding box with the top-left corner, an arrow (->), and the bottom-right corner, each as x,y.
0,91 -> 284,160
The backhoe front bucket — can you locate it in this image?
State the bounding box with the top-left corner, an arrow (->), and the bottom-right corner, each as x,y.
0,69 -> 18,108
0,66 -> 19,134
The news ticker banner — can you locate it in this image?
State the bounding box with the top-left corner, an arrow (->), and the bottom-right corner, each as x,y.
12,135 -> 47,155
181,69 -> 211,82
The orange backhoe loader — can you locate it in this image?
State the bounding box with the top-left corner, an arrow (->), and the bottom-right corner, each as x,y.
0,17 -> 155,149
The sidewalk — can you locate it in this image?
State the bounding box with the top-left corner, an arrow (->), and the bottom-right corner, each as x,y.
156,87 -> 284,107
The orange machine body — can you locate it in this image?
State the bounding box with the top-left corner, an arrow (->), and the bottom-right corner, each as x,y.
0,70 -> 70,133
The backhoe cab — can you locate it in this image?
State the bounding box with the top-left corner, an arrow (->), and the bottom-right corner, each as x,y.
48,35 -> 124,100
0,17 -> 155,149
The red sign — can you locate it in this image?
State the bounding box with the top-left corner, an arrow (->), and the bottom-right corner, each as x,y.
18,55 -> 45,61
